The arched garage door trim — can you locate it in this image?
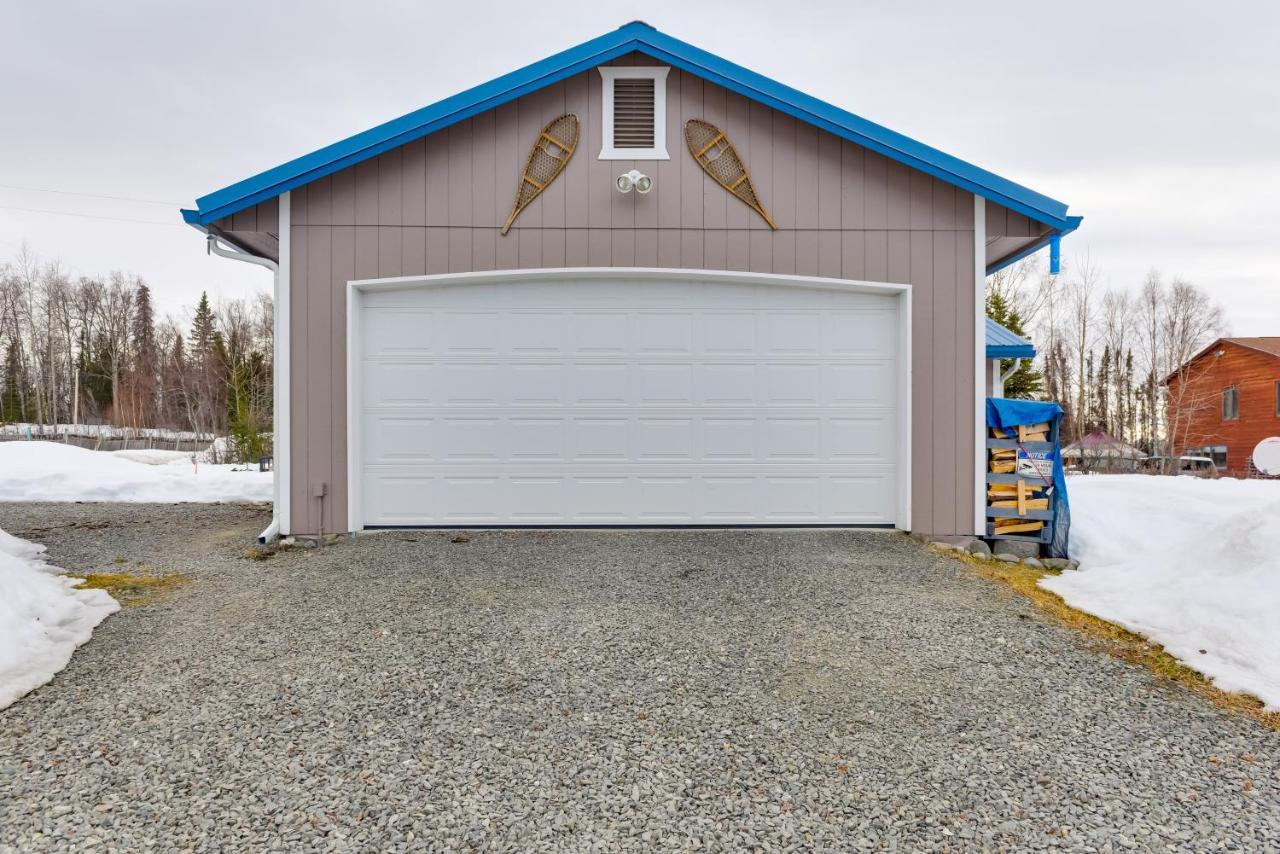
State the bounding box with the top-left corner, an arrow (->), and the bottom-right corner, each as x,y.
345,268 -> 912,531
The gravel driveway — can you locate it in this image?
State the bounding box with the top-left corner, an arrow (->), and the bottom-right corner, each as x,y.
1,503 -> 1277,852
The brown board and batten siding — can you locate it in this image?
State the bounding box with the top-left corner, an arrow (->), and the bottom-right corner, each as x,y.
284,53 -> 1014,537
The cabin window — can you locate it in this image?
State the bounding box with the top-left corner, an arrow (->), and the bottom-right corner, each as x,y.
1222,385 -> 1239,421
599,67 -> 669,160
1201,445 -> 1228,469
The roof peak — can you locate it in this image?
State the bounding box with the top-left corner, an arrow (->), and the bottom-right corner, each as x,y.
183,20 -> 1079,268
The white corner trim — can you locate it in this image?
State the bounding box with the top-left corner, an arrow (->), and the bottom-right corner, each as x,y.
598,66 -> 670,160
277,192 -> 292,535
973,194 -> 986,537
345,267 -> 912,533
346,279 -> 361,535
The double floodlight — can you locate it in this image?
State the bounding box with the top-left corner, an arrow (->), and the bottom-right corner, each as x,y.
615,169 -> 653,194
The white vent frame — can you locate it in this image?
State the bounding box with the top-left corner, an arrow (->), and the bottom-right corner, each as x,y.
598,66 -> 669,160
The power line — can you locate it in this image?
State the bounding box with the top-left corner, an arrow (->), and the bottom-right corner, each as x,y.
0,183 -> 184,207
0,204 -> 184,227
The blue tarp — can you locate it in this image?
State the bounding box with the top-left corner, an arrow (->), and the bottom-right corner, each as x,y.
986,398 -> 1071,557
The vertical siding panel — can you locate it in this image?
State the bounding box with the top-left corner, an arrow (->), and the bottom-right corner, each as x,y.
291,185 -> 309,227
701,83 -> 728,231
748,99 -> 773,271
330,225 -> 355,532
932,179 -> 957,231
656,70 -> 682,228
426,227 -> 449,274
956,190 -> 975,229
863,151 -> 887,228
289,225 -> 309,531
930,231 -> 957,534
818,132 -> 841,230
448,120 -> 473,227
586,69 -> 611,230
378,226 -> 403,278
231,204 -> 256,233
864,231 -> 887,282
424,133 -> 448,227
818,232 -> 841,279
985,198 -> 1006,237
612,230 -> 636,267
723,91 -> 751,232
588,229 -> 611,266
471,109 -> 497,229
450,228 -> 473,273
403,228 -> 427,277
565,229 -> 589,266
907,231 -> 933,536
657,229 -> 681,268
306,176 -> 332,227
794,123 -> 818,230
377,148 -> 403,226
772,230 -> 795,275
330,168 -> 356,227
840,231 -> 865,281
543,228 -> 567,268
841,141 -> 865,230
722,91 -> 749,267
885,161 -> 910,229
305,226 -> 332,536
518,228 -> 542,268
795,231 -> 818,277
704,231 -> 728,271
354,161 -> 379,226
493,102 -> 520,268
563,73 -> 590,229
908,170 -> 933,232
679,72 -> 704,229
635,229 -> 657,267
355,227 -> 379,281
680,230 -> 703,269
401,139 -> 426,226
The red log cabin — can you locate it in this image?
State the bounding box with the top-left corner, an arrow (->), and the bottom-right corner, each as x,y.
1165,337 -> 1280,476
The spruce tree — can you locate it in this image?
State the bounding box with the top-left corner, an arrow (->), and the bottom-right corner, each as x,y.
985,291 -> 1044,399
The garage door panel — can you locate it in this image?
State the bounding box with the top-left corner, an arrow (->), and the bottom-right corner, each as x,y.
358,276 -> 899,526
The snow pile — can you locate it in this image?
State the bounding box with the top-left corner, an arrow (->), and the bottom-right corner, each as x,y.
1045,474 -> 1280,709
0,441 -> 271,503
0,528 -> 119,709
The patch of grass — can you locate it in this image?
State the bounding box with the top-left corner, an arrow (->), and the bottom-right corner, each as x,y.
71,571 -> 191,608
942,548 -> 1280,732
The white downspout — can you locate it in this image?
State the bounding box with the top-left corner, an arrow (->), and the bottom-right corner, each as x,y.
1000,358 -> 1024,388
205,232 -> 281,544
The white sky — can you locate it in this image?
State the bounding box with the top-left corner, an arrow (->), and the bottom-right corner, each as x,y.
2,0 -> 1276,333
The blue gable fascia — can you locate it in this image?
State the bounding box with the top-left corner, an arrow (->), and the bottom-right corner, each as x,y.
183,21 -> 1079,250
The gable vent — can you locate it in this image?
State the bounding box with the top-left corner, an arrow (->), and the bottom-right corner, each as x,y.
598,67 -> 669,160
612,77 -> 655,149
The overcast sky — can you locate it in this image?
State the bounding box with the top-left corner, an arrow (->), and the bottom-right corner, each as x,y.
2,0 -> 1276,333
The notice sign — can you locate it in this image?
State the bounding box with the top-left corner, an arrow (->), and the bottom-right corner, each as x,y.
1016,447 -> 1054,481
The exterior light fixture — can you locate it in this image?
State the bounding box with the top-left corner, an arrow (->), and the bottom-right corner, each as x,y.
616,169 -> 653,194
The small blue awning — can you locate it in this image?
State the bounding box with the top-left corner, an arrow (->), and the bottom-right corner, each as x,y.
986,317 -> 1036,360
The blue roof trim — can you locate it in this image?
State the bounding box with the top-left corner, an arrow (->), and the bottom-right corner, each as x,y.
986,317 -> 1036,360
183,21 -> 1078,233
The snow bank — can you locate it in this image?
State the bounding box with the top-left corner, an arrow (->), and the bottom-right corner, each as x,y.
1044,475 -> 1280,709
0,528 -> 119,709
0,441 -> 271,503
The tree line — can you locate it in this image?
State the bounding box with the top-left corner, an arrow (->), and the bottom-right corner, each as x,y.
0,246 -> 273,461
987,254 -> 1226,455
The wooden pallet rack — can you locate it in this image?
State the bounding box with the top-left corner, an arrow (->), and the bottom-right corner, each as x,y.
985,419 -> 1060,546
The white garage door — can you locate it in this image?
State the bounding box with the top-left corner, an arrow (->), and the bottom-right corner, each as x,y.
355,274 -> 901,526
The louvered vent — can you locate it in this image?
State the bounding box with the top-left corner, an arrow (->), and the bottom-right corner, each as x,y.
611,77 -> 656,149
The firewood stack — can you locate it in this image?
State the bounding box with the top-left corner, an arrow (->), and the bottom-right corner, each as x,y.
987,421 -> 1050,536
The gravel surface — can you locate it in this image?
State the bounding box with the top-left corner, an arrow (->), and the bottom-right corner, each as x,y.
1,503 -> 1277,852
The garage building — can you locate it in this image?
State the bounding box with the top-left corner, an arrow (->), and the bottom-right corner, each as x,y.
181,22 -> 1080,539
